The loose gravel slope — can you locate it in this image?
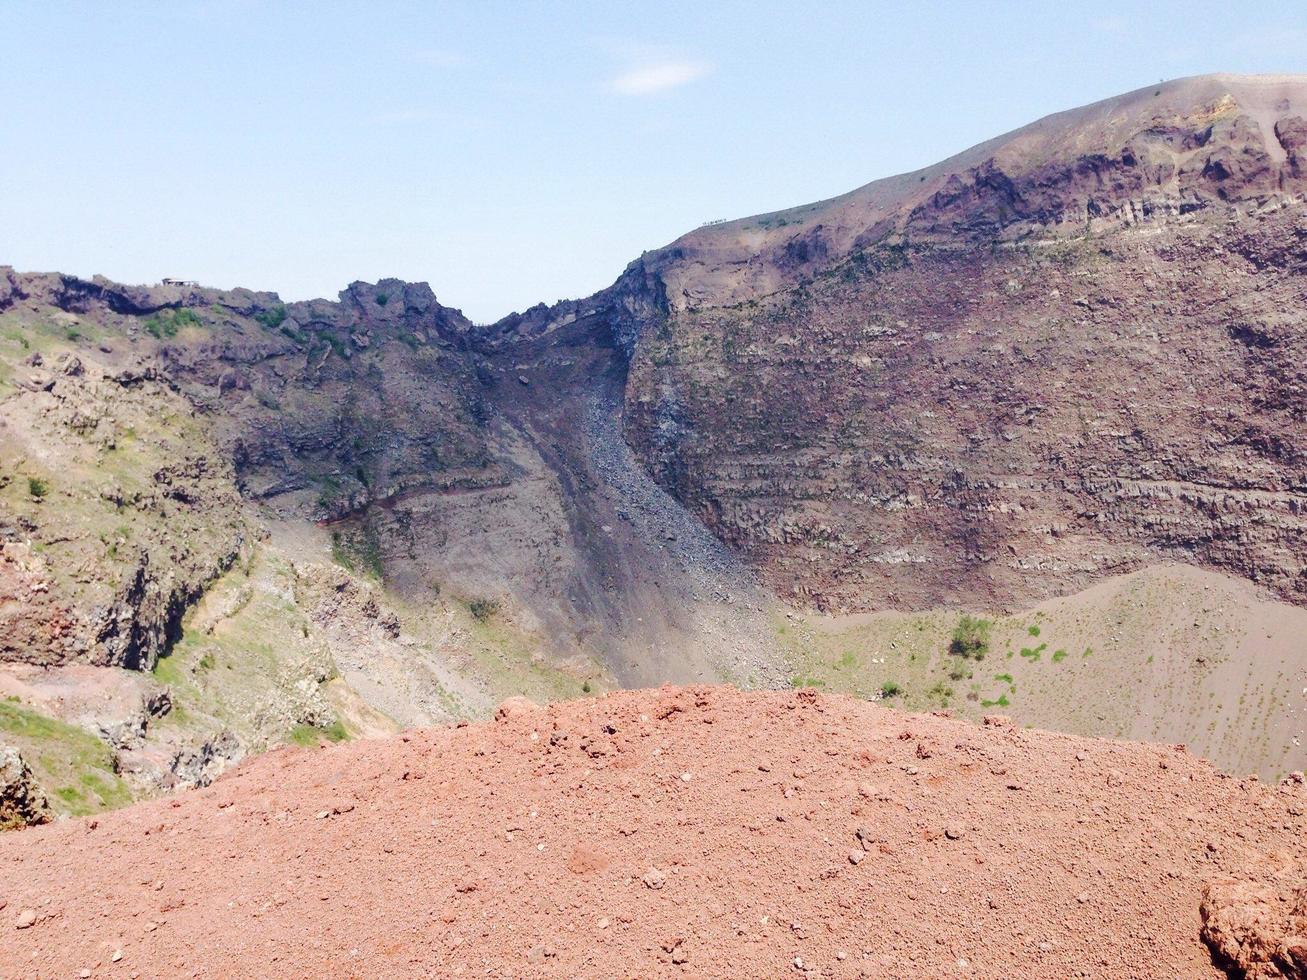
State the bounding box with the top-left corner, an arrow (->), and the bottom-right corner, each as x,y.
2,686 -> 1305,978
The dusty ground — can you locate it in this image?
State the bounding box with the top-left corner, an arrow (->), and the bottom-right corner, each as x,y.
2,686 -> 1304,978
781,564 -> 1307,779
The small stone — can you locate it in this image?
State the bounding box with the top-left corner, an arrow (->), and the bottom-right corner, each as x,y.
944,823 -> 965,840
848,849 -> 865,865
642,867 -> 667,890
679,772 -> 693,783
112,950 -> 124,962
672,945 -> 690,964
15,909 -> 36,929
1076,892 -> 1089,903
79,971 -> 91,979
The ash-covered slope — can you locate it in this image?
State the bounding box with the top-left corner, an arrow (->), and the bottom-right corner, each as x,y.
594,73 -> 1307,612
2,686 -> 1305,977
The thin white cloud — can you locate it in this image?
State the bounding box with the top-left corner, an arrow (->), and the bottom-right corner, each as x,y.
609,60 -> 712,96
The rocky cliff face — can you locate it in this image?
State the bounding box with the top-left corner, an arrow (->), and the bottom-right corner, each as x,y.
0,269 -> 498,670
616,74 -> 1307,611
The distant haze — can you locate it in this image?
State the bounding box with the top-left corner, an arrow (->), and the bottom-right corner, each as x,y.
3,0 -> 1307,321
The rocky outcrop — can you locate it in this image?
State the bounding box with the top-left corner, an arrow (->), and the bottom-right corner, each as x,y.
1202,853 -> 1307,978
0,343 -> 249,669
0,744 -> 52,830
3,77 -> 1307,718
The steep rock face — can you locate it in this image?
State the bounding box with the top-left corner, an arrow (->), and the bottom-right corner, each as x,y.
617,74 -> 1307,611
161,278 -> 498,517
0,332 -> 249,669
0,271 -> 495,669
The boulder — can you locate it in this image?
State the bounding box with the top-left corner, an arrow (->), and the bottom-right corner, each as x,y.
0,745 -> 52,830
1201,863 -> 1307,978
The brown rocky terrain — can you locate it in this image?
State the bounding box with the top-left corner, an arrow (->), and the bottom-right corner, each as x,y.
2,686 -> 1306,977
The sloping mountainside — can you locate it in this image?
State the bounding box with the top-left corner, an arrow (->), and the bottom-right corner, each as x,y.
2,74 -> 1307,822
3,687 -> 1307,978
610,73 -> 1307,613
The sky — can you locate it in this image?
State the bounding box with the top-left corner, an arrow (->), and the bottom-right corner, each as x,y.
3,1 -> 1307,323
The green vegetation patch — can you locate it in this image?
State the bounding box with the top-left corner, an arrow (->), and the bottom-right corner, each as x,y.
0,699 -> 134,816
927,680 -> 953,704
288,720 -> 349,747
331,525 -> 384,580
468,597 -> 501,623
789,676 -> 826,689
143,307 -> 202,340
255,304 -> 288,330
949,614 -> 991,660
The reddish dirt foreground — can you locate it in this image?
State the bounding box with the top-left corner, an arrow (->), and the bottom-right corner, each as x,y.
2,687 -> 1306,978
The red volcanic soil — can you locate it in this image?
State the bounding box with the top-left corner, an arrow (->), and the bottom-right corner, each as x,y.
2,686 -> 1305,978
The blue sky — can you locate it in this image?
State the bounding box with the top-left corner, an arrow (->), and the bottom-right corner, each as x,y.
4,1 -> 1307,322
